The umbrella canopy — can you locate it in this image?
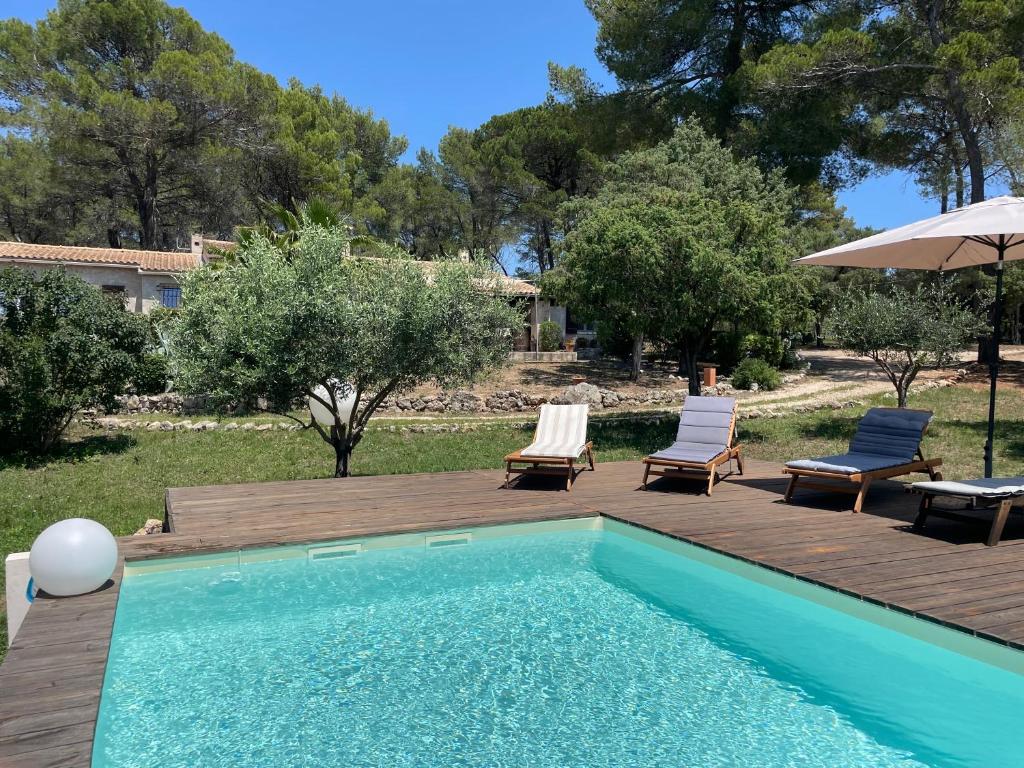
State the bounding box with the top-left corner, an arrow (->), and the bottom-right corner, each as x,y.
795,195 -> 1024,478
795,196 -> 1024,270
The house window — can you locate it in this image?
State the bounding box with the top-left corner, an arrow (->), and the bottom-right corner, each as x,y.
159,285 -> 182,309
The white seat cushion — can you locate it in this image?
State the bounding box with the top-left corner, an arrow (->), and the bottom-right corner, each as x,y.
912,478 -> 1024,499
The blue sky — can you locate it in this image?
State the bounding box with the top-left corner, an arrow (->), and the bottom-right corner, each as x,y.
8,0 -> 942,230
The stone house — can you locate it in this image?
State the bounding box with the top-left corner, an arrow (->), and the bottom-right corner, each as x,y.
0,237 -> 230,313
0,236 -> 580,357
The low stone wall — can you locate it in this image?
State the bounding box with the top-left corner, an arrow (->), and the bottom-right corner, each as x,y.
380,383 -> 726,414
81,374 -> 965,436
106,382 -> 732,417
509,351 -> 578,362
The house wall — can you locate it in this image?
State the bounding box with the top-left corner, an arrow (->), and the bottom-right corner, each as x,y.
0,261 -> 179,314
534,301 -> 567,336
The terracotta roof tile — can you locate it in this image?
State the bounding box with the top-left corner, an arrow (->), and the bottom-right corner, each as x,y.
0,241 -> 539,294
0,241 -> 199,273
405,259 -> 540,296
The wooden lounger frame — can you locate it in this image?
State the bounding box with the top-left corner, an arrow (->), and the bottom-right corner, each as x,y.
782,409 -> 942,514
641,404 -> 743,495
912,490 -> 1024,547
504,442 -> 595,491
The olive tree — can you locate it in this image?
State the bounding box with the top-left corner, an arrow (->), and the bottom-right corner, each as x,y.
173,225 -> 521,477
826,285 -> 985,407
0,268 -> 150,454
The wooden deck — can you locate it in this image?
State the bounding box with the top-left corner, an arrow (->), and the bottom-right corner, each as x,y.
4,458 -> 1024,765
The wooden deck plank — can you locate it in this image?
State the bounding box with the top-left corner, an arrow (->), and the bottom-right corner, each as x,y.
3,457 -> 1024,766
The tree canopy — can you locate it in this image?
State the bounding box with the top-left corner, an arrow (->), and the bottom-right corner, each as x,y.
547,121 -> 806,390
172,224 -> 522,476
751,1 -> 1024,207
0,0 -> 406,250
827,283 -> 985,406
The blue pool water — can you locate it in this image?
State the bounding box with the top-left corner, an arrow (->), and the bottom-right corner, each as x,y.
94,523 -> 1024,767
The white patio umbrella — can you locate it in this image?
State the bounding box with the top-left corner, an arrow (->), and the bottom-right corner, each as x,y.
794,195 -> 1024,478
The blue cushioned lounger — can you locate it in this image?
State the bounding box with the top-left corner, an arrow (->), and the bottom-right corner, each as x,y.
782,407 -> 942,513
641,396 -> 742,495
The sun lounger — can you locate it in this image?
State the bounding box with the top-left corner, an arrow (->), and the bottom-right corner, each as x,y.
911,478 -> 1024,546
504,404 -> 594,491
783,407 -> 942,513
641,396 -> 742,495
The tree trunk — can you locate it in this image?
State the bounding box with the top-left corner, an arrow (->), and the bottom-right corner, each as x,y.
326,423 -> 354,478
897,385 -> 909,409
925,6 -> 984,203
715,0 -> 747,137
954,148 -> 965,209
679,344 -> 702,396
630,334 -> 643,382
334,445 -> 350,478
138,192 -> 157,251
331,427 -> 352,478
135,156 -> 160,250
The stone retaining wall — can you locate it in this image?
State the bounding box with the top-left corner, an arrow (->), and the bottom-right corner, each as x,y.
82,374 -> 966,436
107,381 -> 735,417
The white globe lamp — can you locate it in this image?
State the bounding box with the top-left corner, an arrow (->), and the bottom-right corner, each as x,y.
309,381 -> 357,428
29,518 -> 118,597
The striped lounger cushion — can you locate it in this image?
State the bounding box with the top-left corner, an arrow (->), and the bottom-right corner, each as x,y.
521,404 -> 589,458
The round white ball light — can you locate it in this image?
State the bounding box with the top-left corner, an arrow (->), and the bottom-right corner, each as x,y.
309,382 -> 357,428
29,518 -> 118,597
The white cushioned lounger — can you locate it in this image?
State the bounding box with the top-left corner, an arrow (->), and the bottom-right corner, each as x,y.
504,404 -> 594,491
912,477 -> 1024,546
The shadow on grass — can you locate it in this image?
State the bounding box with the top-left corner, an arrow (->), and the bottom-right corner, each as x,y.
514,359 -> 681,389
932,419 -> 1024,460
587,418 -> 677,456
739,414 -> 861,446
0,433 -> 137,470
961,360 -> 1024,389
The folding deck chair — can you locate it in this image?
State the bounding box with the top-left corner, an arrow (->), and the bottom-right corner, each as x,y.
783,407 -> 942,513
911,477 -> 1024,546
641,396 -> 743,495
504,404 -> 594,491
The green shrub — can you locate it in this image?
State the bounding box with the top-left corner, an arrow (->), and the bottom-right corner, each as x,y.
741,333 -> 786,368
575,336 -> 589,349
134,353 -> 169,394
0,268 -> 149,454
539,320 -> 562,352
731,358 -> 782,391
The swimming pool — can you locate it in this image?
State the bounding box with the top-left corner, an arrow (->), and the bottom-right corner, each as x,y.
94,518 -> 1024,767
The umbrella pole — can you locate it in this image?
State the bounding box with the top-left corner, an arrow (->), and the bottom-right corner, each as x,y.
984,239 -> 1006,479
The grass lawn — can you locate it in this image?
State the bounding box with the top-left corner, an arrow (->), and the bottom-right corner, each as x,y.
1,383 -> 1022,654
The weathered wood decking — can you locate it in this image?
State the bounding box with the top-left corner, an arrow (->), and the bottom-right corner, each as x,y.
4,458 -> 1024,766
